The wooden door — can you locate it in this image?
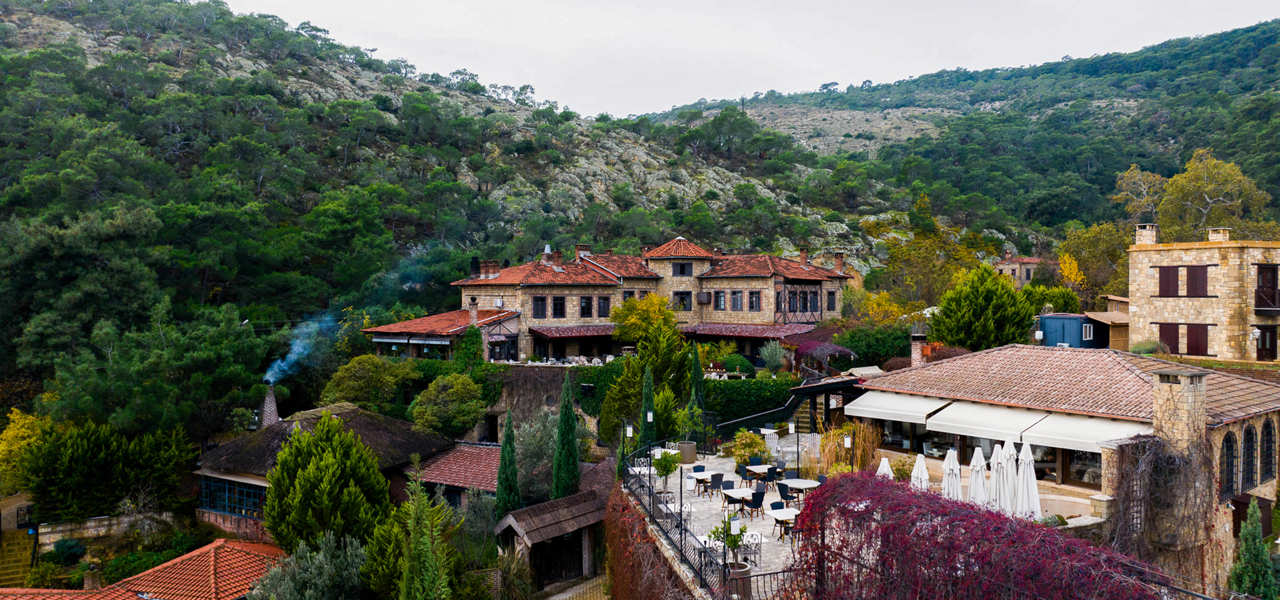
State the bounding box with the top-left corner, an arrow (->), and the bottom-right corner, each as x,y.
1259,326 -> 1278,362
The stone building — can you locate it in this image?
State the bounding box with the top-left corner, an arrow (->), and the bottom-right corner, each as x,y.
365,237 -> 852,362
994,253 -> 1049,288
843,344 -> 1280,595
1129,224 -> 1280,361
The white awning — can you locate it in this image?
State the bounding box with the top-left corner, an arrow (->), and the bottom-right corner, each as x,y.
371,335 -> 410,344
1021,413 -> 1152,453
925,402 -> 1049,441
845,390 -> 951,425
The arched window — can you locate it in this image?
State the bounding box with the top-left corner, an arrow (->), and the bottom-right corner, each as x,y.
1243,426 -> 1258,490
1263,419 -> 1276,483
1221,432 -> 1238,499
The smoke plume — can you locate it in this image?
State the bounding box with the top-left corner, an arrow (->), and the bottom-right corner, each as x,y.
264,315 -> 337,384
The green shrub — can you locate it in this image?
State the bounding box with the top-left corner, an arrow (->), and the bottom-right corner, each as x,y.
1129,340 -> 1164,355
705,376 -> 796,422
833,324 -> 909,367
730,430 -> 771,466
721,354 -> 754,375
25,561 -> 64,588
47,539 -> 86,566
890,454 -> 914,481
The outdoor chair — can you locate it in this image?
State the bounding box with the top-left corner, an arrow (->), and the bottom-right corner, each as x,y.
775,459 -> 786,470
692,465 -> 705,473
778,482 -> 797,507
704,473 -> 724,498
749,456 -> 763,466
785,469 -> 798,479
765,466 -> 779,489
737,464 -> 753,483
743,532 -> 763,565
745,490 -> 766,519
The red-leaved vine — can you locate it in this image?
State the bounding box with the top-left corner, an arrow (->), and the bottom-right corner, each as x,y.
792,472 -> 1179,600
604,484 -> 696,600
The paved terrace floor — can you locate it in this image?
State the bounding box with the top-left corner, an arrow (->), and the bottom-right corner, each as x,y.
634,433 -> 822,575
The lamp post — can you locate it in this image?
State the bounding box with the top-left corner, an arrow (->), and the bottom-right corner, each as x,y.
790,420 -> 798,474
844,434 -> 852,468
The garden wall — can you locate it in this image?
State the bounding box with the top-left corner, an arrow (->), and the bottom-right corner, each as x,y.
38,512 -> 174,553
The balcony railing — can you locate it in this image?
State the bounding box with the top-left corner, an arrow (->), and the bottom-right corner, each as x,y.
1256,287 -> 1280,312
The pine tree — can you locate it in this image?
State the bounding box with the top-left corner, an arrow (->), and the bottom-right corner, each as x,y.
929,263 -> 1035,351
495,411 -> 521,520
639,366 -> 656,446
263,413 -> 390,553
1229,498 -> 1279,598
551,376 -> 580,499
398,483 -> 457,600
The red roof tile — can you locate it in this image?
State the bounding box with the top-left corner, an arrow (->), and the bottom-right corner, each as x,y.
452,260 -> 619,287
861,344 -> 1280,426
582,253 -> 659,279
682,323 -> 816,339
416,443 -> 500,492
700,255 -> 847,281
642,237 -> 714,259
529,324 -> 617,339
0,540 -> 284,600
362,310 -> 517,336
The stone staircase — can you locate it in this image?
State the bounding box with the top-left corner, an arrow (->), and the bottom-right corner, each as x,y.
0,530 -> 34,587
793,396 -> 824,434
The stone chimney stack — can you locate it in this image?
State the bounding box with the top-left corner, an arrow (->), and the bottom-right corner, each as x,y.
261,385 -> 279,428
1207,227 -> 1231,242
1152,369 -> 1207,454
1135,223 -> 1159,245
834,252 -> 846,273
542,244 -> 553,265
575,244 -> 591,261
909,333 -> 927,368
798,249 -> 809,265
468,296 -> 479,325
551,250 -> 563,264
82,564 -> 101,591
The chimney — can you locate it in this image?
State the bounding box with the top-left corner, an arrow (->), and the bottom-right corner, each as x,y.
1135,223 -> 1159,245
1151,369 -> 1206,455
551,250 -> 563,264
468,296 -> 479,325
575,244 -> 591,261
798,249 -> 809,265
542,244 -> 552,264
261,385 -> 279,428
82,564 -> 101,591
834,252 -> 846,273
1207,227 -> 1231,242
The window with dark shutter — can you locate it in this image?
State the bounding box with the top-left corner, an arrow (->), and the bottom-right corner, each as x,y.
1159,323 -> 1179,354
1244,426 -> 1258,490
552,296 -> 566,319
749,291 -> 761,312
714,291 -> 725,310
1186,324 -> 1209,356
1158,266 -> 1179,296
1263,420 -> 1276,483
1186,266 -> 1208,297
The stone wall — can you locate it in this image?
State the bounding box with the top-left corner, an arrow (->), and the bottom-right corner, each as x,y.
196,509 -> 270,542
487,365 -> 570,436
38,512 -> 174,553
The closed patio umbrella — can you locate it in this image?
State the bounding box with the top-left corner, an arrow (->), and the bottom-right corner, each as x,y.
875,457 -> 894,479
941,449 -> 963,500
998,440 -> 1020,515
910,454 -> 930,491
1014,443 -> 1043,520
986,443 -> 1004,512
967,447 -> 988,507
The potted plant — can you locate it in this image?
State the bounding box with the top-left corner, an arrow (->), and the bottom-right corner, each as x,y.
654,451 -> 680,492
710,513 -> 752,598
675,403 -> 710,464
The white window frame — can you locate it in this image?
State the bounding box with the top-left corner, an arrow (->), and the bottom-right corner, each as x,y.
1082,323 -> 1094,341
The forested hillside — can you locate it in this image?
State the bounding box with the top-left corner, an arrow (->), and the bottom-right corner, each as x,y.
659,19 -> 1280,228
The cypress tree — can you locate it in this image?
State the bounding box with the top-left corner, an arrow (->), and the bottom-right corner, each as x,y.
689,346 -> 705,411
929,264 -> 1035,351
495,411 -> 521,520
1229,498 -> 1279,598
551,376 -> 580,499
639,366 -> 655,446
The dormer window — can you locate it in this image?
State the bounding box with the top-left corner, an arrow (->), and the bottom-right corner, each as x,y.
673,262 -> 693,277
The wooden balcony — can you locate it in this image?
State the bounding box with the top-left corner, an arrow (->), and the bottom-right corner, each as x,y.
1256,287 -> 1280,315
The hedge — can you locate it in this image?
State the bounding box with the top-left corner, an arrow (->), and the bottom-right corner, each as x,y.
705,377 -> 796,423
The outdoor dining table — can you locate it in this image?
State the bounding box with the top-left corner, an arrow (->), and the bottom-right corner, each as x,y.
629,466 -> 654,476
722,488 -> 755,515
780,478 -> 819,492
651,447 -> 679,458
746,464 -> 772,476
690,470 -> 721,481
764,507 -> 800,539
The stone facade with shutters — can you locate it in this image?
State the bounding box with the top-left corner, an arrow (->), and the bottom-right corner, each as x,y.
1128,225 -> 1280,361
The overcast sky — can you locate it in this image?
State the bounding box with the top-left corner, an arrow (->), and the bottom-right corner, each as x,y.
224,0 -> 1279,116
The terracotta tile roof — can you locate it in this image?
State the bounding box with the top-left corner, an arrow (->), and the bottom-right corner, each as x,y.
699,255 -> 847,281
452,260 -> 619,287
682,323 -> 816,339
0,540 -> 284,600
995,256 -> 1047,265
528,324 -> 616,339
417,443 -> 500,492
642,237 -> 714,259
362,309 -> 517,336
582,253 -> 659,279
860,344 -> 1280,426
